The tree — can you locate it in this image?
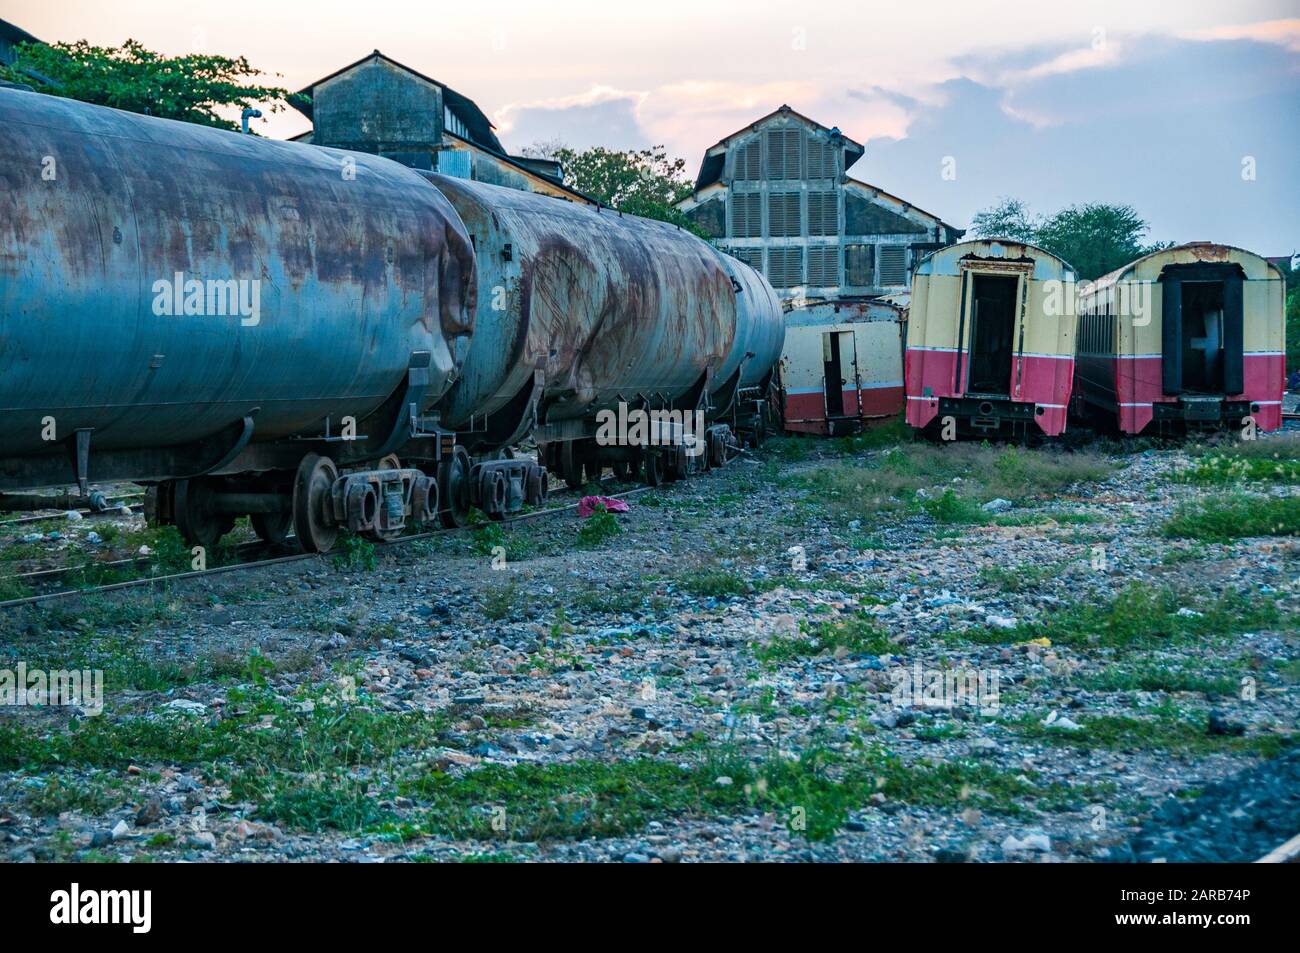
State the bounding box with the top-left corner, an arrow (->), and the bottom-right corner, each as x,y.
968,197 -> 1040,244
1036,203 -> 1167,280
0,39 -> 302,132
967,197 -> 1170,280
524,141 -> 702,234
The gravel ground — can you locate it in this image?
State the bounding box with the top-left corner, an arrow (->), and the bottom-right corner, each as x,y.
1,428 -> 1297,863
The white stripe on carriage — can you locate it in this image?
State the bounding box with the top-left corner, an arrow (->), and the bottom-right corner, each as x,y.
787,382 -> 903,395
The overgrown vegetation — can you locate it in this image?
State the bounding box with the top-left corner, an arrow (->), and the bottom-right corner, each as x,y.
752,613 -> 892,663
787,443 -> 1114,526
1163,494 -> 1300,542
1011,705 -> 1288,756
1176,437 -> 1300,485
576,505 -> 622,548
959,581 -> 1285,651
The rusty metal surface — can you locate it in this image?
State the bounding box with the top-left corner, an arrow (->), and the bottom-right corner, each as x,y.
711,253 -> 784,392
0,88 -> 475,462
424,172 -> 761,435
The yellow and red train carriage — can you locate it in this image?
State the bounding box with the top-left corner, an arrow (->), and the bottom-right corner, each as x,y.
1074,243 -> 1286,435
904,240 -> 1078,439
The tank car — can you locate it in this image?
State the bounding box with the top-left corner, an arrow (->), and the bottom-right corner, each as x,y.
0,88 -> 476,552
419,173 -> 785,523
1073,243 -> 1285,435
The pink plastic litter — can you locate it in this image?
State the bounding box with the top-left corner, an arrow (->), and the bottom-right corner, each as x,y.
578,496 -> 630,518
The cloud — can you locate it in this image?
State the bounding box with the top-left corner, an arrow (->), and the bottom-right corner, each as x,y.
1181,17 -> 1300,54
858,35 -> 1299,252
495,86 -> 648,151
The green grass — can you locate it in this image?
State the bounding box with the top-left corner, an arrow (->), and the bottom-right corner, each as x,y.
1071,662 -> 1239,696
977,559 -> 1073,593
576,505 -> 621,548
333,532 -> 378,571
752,612 -> 892,663
675,568 -> 753,599
785,443 -> 1114,526
0,683 -> 448,832
399,743 -> 1094,843
1011,705 -> 1290,756
1177,435 -> 1300,485
955,581 -> 1284,651
481,580 -> 527,621
1163,493 -> 1300,542
17,773 -> 134,816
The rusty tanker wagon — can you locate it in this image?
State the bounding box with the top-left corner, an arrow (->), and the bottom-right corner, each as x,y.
0,88 -> 784,553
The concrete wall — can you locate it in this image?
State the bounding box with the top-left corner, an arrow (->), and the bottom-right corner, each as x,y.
313,58 -> 443,155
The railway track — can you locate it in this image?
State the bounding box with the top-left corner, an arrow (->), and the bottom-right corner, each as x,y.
0,497 -> 145,528
1256,831 -> 1300,864
0,482 -> 652,610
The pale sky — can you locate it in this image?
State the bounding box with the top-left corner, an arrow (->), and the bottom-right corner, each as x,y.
6,0 -> 1298,251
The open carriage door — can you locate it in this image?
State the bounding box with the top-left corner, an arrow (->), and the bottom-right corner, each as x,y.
1009,272 -> 1029,401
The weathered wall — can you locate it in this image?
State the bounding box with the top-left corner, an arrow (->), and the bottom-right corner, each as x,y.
313,58 -> 443,154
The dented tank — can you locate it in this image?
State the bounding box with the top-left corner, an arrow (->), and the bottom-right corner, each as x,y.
710,252 -> 785,409
0,88 -> 475,479
420,172 -> 783,453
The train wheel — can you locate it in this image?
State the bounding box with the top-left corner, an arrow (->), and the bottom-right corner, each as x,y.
173,478 -> 231,551
377,453 -> 401,471
642,452 -> 664,487
251,511 -> 294,547
292,453 -> 339,553
559,441 -> 584,490
438,445 -> 472,528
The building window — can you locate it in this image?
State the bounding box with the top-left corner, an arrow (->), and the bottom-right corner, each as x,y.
845,244 -> 874,287
729,192 -> 762,238
878,245 -> 908,286
767,247 -> 803,288
807,245 -> 839,286
443,107 -> 469,140
733,138 -> 761,181
806,138 -> 836,179
765,128 -> 803,180
807,190 -> 838,236
767,192 -> 801,237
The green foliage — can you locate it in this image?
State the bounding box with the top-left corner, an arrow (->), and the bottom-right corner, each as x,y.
968,196 -> 1040,244
0,39 -> 303,131
753,613 -> 892,663
333,532 -> 377,571
1287,277 -> 1299,372
1163,493 -> 1300,542
959,581 -> 1283,651
400,743 -> 1082,843
968,197 -> 1170,279
576,505 -> 621,548
1176,442 -> 1300,485
528,142 -> 702,234
1013,705 -> 1287,756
